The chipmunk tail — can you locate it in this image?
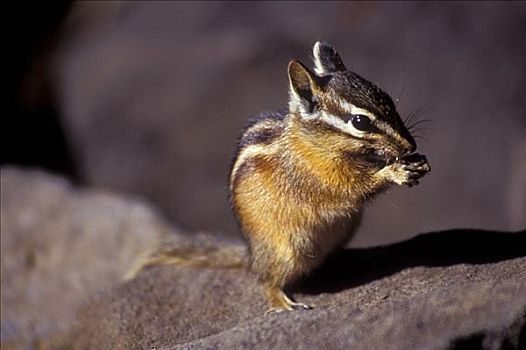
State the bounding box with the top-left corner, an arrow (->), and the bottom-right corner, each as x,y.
125,235 -> 248,280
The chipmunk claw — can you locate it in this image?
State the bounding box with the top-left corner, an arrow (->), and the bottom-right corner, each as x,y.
400,154 -> 430,170
265,302 -> 312,314
290,301 -> 313,310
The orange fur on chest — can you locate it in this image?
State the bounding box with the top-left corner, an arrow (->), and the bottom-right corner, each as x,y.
229,112 -> 392,287
232,132 -> 363,249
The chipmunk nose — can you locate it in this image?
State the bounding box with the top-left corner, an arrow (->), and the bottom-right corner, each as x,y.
397,124 -> 417,154
407,139 -> 417,153
403,130 -> 417,154
400,135 -> 417,155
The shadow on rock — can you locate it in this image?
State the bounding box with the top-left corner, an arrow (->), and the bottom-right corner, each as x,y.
299,229 -> 526,295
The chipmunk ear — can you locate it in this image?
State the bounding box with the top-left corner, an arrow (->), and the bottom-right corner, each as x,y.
312,41 -> 347,75
288,60 -> 322,115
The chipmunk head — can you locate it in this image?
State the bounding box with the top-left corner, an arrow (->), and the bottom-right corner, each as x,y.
287,41 -> 416,167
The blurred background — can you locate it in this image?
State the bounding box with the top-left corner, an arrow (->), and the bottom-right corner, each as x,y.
4,1 -> 525,247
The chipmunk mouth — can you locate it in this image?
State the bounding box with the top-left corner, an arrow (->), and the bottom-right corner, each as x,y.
360,149 -> 394,168
362,148 -> 423,168
347,148 -> 419,169
396,153 -> 428,165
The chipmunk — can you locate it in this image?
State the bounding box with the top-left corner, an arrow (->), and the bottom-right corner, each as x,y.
131,42 -> 430,314
229,42 -> 430,312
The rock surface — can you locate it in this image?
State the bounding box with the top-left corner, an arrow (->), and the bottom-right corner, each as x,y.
0,167 -> 174,349
2,167 -> 525,350
71,231 -> 526,350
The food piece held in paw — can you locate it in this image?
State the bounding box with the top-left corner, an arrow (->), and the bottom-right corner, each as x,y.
398,153 -> 431,187
399,153 -> 429,166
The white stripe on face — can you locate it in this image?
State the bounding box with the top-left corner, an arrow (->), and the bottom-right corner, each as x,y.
323,99 -> 402,142
336,99 -> 377,121
318,111 -> 371,138
315,99 -> 377,138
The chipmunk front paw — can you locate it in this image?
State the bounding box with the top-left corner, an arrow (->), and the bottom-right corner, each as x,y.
399,154 -> 431,187
381,154 -> 430,187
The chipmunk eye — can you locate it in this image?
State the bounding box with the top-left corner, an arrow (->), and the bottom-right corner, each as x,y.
350,114 -> 373,132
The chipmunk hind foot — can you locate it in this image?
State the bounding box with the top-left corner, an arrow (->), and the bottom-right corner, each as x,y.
264,284 -> 313,313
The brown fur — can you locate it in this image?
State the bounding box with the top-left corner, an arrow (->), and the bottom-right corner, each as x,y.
230,42 -> 430,312
231,114 -> 396,310
130,42 -> 430,314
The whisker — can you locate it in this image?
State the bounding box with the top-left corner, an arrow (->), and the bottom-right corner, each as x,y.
409,120 -> 436,137
404,111 -> 419,127
405,99 -> 441,123
405,99 -> 442,132
413,134 -> 433,146
407,118 -> 436,133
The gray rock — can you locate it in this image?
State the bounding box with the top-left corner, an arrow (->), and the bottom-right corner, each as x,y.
0,167 -> 174,349
71,230 -> 526,350
2,167 -> 525,350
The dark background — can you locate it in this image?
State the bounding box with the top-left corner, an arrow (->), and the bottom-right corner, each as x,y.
4,1 -> 525,247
